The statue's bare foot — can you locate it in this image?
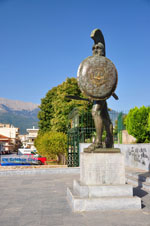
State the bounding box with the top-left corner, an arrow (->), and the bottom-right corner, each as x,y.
95,143 -> 103,148
84,143 -> 103,152
85,143 -> 95,152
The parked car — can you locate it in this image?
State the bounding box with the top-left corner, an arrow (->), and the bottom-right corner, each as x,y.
24,154 -> 47,165
18,148 -> 47,165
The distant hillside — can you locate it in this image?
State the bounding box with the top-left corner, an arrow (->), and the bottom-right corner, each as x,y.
0,98 -> 39,134
0,97 -> 123,134
0,97 -> 38,111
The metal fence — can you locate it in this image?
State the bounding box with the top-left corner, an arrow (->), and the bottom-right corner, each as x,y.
67,108 -> 126,167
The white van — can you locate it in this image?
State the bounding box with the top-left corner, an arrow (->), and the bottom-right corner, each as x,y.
18,148 -> 36,155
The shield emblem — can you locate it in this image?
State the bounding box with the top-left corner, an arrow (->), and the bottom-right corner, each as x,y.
77,56 -> 118,100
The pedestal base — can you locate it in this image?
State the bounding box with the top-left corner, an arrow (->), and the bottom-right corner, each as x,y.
73,180 -> 133,197
80,152 -> 126,185
67,150 -> 141,211
67,186 -> 141,212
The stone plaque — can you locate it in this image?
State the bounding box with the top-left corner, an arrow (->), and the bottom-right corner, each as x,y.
80,152 -> 125,185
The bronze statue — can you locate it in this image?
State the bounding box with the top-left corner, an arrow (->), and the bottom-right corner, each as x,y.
77,29 -> 118,150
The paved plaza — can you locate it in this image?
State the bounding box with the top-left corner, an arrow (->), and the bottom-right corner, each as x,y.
0,172 -> 150,226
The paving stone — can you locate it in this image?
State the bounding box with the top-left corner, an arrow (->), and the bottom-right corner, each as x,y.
0,173 -> 150,226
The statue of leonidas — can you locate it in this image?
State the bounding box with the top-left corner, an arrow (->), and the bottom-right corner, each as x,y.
77,29 -> 118,150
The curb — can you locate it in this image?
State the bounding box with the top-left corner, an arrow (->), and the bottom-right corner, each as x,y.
0,167 -> 80,176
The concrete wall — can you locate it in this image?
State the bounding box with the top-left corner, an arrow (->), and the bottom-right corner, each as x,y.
80,143 -> 150,171
115,144 -> 150,171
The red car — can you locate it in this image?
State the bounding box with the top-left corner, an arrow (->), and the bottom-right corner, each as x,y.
24,154 -> 47,165
37,156 -> 47,165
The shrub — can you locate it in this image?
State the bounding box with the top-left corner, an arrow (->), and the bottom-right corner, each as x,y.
34,131 -> 67,164
125,106 -> 150,143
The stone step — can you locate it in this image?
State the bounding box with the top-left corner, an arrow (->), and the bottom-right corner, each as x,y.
73,180 -> 133,198
126,175 -> 150,192
142,181 -> 150,191
126,171 -> 150,183
67,187 -> 141,212
126,175 -> 141,187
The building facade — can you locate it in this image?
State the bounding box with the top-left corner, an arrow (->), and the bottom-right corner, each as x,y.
0,124 -> 21,152
19,126 -> 39,150
0,134 -> 14,154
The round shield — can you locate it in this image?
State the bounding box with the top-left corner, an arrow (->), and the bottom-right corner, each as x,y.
77,56 -> 118,100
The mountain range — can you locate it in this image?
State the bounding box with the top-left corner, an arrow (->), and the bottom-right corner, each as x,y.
0,97 -> 121,135
0,97 -> 39,134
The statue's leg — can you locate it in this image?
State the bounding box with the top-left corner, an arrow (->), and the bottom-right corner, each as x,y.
92,102 -> 104,148
101,102 -> 113,148
104,120 -> 113,148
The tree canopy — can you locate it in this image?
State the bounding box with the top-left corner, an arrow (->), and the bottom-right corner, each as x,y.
125,106 -> 150,143
38,77 -> 92,133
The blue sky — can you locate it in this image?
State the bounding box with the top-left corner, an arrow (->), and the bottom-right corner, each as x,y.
0,0 -> 150,111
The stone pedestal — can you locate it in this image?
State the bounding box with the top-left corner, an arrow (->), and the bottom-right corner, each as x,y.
80,152 -> 125,185
67,150 -> 141,212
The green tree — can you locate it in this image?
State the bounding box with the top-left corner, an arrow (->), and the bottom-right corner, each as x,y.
38,86 -> 58,132
34,131 -> 67,164
113,119 -> 118,137
125,106 -> 150,143
38,77 -> 92,133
